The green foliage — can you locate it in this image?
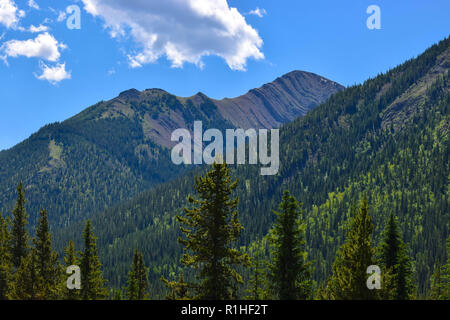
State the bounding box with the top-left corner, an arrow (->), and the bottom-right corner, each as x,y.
32,209 -> 62,299
245,239 -> 268,300
325,197 -> 377,300
11,182 -> 29,269
0,213 -> 13,299
430,236 -> 450,299
126,249 -> 149,300
378,214 -> 414,299
63,240 -> 79,300
171,162 -> 250,300
267,190 -> 312,300
80,221 -> 108,300
11,251 -> 44,300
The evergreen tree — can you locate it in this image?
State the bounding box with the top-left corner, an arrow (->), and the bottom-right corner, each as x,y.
162,273 -> 190,300
325,197 -> 377,300
441,237 -> 450,299
0,213 -> 13,300
430,260 -> 444,299
63,240 -> 79,300
268,190 -> 311,300
80,220 -> 107,300
11,251 -> 44,300
172,162 -> 249,300
11,183 -> 29,269
379,214 -> 414,300
245,240 -> 267,300
113,289 -> 123,300
126,249 -> 149,300
431,236 -> 450,300
32,209 -> 62,299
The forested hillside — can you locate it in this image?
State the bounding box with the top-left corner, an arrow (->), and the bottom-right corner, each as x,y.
0,71 -> 342,229
52,37 -> 449,298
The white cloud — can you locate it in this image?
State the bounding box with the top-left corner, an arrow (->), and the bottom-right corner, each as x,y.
17,24 -> 49,33
0,0 -> 25,28
28,0 -> 39,10
56,11 -> 66,22
1,32 -> 66,62
81,0 -> 264,71
35,62 -> 71,84
249,7 -> 266,18
28,24 -> 49,33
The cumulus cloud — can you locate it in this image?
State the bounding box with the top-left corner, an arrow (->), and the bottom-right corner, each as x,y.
249,7 -> 266,18
1,32 -> 66,62
81,0 -> 264,70
28,0 -> 39,10
35,61 -> 71,84
0,0 -> 25,28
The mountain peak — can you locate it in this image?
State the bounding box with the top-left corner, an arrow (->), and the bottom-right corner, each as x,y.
118,88 -> 141,100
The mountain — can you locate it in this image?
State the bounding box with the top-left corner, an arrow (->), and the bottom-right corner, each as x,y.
53,37 -> 449,297
0,71 -> 343,228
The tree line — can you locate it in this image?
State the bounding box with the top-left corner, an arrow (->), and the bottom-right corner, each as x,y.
2,162 -> 448,300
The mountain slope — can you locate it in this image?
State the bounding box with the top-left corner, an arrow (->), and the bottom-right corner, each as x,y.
0,71 -> 343,228
54,37 -> 449,297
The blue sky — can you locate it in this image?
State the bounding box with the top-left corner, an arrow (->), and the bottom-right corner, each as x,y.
0,0 -> 449,151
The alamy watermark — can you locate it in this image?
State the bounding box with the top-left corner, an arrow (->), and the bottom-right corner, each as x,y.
66,265 -> 81,290
367,265 -> 381,290
171,121 -> 280,176
366,5 -> 381,30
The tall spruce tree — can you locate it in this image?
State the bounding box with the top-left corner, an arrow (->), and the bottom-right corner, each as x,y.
430,260 -> 444,299
63,240 -> 79,300
325,197 -> 377,300
431,236 -> 450,300
268,190 -> 311,300
32,209 -> 62,299
11,251 -> 44,300
80,220 -> 107,300
379,214 -> 414,300
245,239 -> 267,300
172,162 -> 249,300
11,183 -> 29,269
126,249 -> 149,300
0,213 -> 13,299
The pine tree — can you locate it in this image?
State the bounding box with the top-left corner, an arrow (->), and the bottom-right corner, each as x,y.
171,162 -> 249,300
441,237 -> 450,299
126,249 -> 149,300
379,214 -> 414,300
430,260 -> 443,299
268,190 -> 311,300
113,289 -> 123,300
32,209 -> 62,299
80,220 -> 107,300
325,197 -> 377,300
11,251 -> 44,300
0,213 -> 13,300
431,236 -> 450,300
63,240 -> 79,300
245,240 -> 267,300
11,183 -> 29,269
163,273 -> 190,300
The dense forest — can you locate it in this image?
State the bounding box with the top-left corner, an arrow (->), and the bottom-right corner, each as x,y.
0,37 -> 449,300
1,163 -> 449,300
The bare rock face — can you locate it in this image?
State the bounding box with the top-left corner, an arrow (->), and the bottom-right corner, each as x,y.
214,71 -> 344,129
